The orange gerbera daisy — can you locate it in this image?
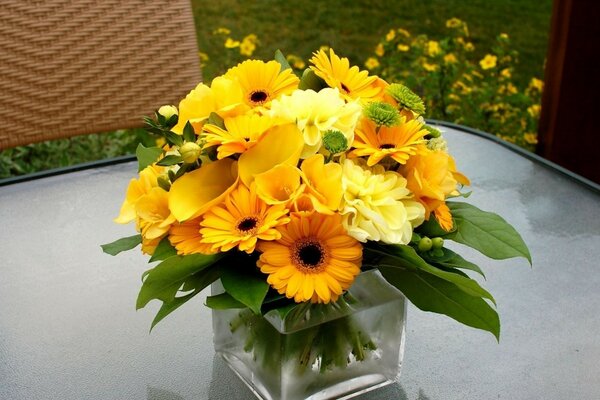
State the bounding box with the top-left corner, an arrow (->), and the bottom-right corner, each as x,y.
257,213 -> 362,304
351,118 -> 428,166
225,59 -> 299,108
168,218 -> 218,255
200,183 -> 290,253
309,48 -> 381,101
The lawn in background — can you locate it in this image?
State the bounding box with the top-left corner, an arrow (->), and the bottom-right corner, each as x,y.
1,0 -> 552,179
193,0 -> 552,86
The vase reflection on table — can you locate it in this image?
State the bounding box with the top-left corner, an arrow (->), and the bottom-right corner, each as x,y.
212,269 -> 407,400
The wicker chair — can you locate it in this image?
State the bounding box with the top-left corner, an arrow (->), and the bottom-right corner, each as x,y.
0,0 -> 202,150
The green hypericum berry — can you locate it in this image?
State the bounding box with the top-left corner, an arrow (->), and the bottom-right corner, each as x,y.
386,83 -> 426,115
432,237 -> 444,249
322,130 -> 349,154
363,101 -> 400,127
418,237 -> 433,252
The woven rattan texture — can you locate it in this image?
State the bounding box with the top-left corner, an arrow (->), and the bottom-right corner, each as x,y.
0,0 -> 202,149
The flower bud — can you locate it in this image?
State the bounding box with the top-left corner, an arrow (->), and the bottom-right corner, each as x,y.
418,236 -> 433,252
432,237 -> 444,249
322,130 -> 349,154
158,105 -> 178,120
179,142 -> 201,164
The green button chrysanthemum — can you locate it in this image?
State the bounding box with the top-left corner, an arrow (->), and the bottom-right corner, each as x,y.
322,130 -> 349,154
363,101 -> 400,127
387,83 -> 426,115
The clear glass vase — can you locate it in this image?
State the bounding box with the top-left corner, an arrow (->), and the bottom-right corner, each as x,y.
211,269 -> 407,400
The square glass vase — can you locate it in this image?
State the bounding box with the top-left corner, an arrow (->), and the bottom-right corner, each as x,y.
211,269 -> 407,400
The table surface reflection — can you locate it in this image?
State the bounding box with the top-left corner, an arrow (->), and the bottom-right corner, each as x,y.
1,124 -> 599,400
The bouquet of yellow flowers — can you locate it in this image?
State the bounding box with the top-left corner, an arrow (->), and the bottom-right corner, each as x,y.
103,48 -> 530,399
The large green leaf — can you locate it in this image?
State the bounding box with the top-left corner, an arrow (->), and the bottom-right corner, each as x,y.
101,235 -> 141,256
447,202 -> 531,264
136,253 -> 222,309
150,264 -> 222,330
422,247 -> 485,278
148,237 -> 177,263
298,68 -> 326,91
221,264 -> 269,314
205,292 -> 245,310
150,290 -> 198,331
274,49 -> 292,71
378,265 -> 500,340
366,245 -> 495,305
135,143 -> 163,171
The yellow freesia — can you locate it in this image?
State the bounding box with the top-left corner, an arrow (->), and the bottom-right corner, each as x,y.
115,165 -> 164,224
300,154 -> 343,214
237,124 -> 304,187
168,158 -> 238,222
135,187 -> 177,240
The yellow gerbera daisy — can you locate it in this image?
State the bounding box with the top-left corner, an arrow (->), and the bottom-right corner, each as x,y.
351,118 -> 428,166
225,59 -> 299,108
309,48 -> 381,101
200,183 -> 290,253
257,213 -> 362,304
169,218 -> 218,255
202,114 -> 274,159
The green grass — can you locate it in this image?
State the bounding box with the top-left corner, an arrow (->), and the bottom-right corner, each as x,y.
194,0 -> 552,85
1,0 -> 552,179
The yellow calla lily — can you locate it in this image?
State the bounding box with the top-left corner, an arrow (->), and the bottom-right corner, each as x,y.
168,158 -> 238,221
237,124 -> 304,187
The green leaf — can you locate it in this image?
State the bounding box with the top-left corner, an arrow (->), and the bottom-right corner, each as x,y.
101,235 -> 141,256
207,112 -> 225,129
298,68 -> 327,91
423,247 -> 485,278
417,215 -> 454,237
379,265 -> 500,340
136,253 -> 223,309
274,49 -> 292,71
135,143 -> 163,171
221,264 -> 269,314
156,155 -> 183,166
150,290 -> 198,331
165,131 -> 184,147
148,237 -> 177,263
366,245 -> 495,305
150,264 -> 222,330
205,292 -> 246,309
182,121 -> 196,143
447,202 -> 531,264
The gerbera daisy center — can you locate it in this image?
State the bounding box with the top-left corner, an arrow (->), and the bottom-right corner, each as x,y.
249,90 -> 269,105
293,239 -> 327,271
379,143 -> 396,149
237,216 -> 259,233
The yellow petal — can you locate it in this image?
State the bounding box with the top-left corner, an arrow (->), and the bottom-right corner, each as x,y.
238,124 -> 304,187
168,159 -> 238,221
254,164 -> 303,205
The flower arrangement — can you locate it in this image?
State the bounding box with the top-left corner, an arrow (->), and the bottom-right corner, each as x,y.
365,18 -> 543,151
103,48 -> 530,397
